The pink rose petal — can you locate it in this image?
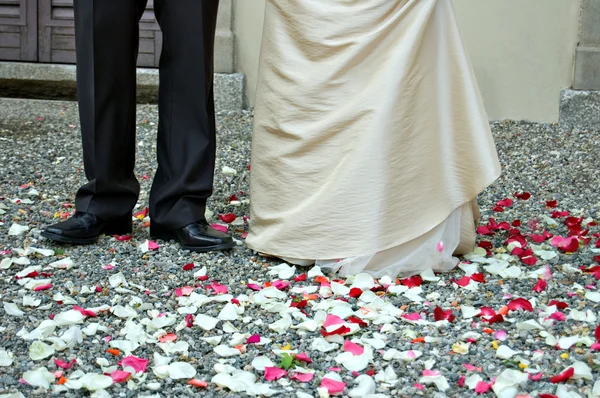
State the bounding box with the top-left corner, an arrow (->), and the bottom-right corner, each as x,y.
147,240 -> 159,250
528,373 -> 544,381
324,314 -> 345,328
208,282 -> 228,294
246,283 -> 262,291
549,312 -> 566,322
291,372 -> 314,383
475,381 -> 493,394
414,383 -> 424,390
54,358 -> 77,370
118,356 -> 149,373
273,280 -> 290,290
246,334 -> 261,344
33,283 -> 52,291
343,340 -> 364,356
264,367 -> 287,381
423,370 -> 441,377
320,378 -> 346,394
110,370 -> 132,383
494,330 -> 508,341
211,223 -> 228,233
72,305 -> 97,317
295,353 -> 312,363
402,313 -> 423,321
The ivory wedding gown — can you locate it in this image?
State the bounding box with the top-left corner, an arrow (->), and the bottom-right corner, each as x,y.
246,0 -> 501,278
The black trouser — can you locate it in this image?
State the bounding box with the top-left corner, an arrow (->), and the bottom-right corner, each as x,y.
73,0 -> 219,230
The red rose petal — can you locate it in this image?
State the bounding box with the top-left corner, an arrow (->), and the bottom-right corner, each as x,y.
507,298 -> 533,312
549,367 -> 574,383
532,279 -> 547,293
218,213 -> 236,223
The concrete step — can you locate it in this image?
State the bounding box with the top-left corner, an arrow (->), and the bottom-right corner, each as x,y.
0,62 -> 244,112
559,89 -> 600,130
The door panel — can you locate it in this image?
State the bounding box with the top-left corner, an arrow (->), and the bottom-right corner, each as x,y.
0,0 -> 37,61
38,0 -> 162,66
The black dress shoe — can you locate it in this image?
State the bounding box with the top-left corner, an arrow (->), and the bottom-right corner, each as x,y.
151,221 -> 236,253
41,212 -> 132,245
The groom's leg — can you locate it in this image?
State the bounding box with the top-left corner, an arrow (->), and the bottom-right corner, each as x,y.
73,0 -> 147,219
149,0 -> 220,230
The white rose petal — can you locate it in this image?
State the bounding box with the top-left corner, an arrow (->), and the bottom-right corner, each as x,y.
558,336 -> 579,350
419,373 -> 450,392
251,356 -> 275,371
491,369 -> 528,396
218,303 -> 239,321
8,223 -> 29,236
460,306 -> 480,319
111,305 -> 137,319
268,263 -> 296,280
0,350 -> 14,366
61,326 -> 84,348
193,266 -> 207,279
311,338 -> 339,353
0,257 -> 12,269
49,257 -> 74,269
331,282 -> 350,296
23,295 -> 41,307
214,345 -> 241,357
570,361 -> 593,380
221,166 -> 237,175
200,336 -> 223,346
194,314 -> 219,331
154,352 -> 173,367
109,272 -> 128,288
54,310 -> 86,326
496,345 -> 520,359
420,268 -> 440,282
22,367 -> 55,389
350,273 -> 376,290
16,265 -> 41,279
592,380 -> 600,397
268,315 -> 292,334
555,384 -> 583,398
211,370 -> 258,393
29,341 -> 55,361
90,390 -> 111,398
168,362 -> 197,379
516,320 -> 544,330
585,291 -> 600,303
348,375 -> 376,397
3,302 -> 24,317
30,247 -> 54,257
65,373 -> 113,391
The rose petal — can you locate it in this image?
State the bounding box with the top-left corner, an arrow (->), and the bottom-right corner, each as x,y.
264,367 -> 287,381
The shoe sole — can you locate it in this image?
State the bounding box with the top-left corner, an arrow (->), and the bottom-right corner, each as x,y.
151,230 -> 237,253
40,231 -> 99,245
41,223 -> 132,245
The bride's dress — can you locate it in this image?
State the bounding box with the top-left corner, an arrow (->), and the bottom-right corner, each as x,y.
246,0 -> 501,278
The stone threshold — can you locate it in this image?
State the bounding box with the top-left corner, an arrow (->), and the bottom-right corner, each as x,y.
0,62 -> 244,112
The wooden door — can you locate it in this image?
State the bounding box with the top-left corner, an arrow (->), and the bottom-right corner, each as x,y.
0,0 -> 37,61
38,0 -> 162,67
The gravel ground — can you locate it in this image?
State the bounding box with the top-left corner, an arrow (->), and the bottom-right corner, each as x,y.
0,98 -> 599,398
